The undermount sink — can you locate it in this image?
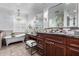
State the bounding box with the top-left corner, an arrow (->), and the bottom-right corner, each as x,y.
27,33 -> 37,36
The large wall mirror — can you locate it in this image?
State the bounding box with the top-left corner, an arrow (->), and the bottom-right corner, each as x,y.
34,13 -> 43,32
48,4 -> 64,27
64,3 -> 78,27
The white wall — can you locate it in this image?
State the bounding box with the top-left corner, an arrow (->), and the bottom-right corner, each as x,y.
0,8 -> 13,30
0,9 -> 28,32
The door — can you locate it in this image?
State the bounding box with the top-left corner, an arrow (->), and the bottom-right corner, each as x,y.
45,40 -> 55,56
66,39 -> 79,56
66,46 -> 79,56
55,43 -> 66,56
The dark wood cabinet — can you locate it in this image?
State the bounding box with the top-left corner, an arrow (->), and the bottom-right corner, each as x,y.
45,40 -> 55,56
66,46 -> 79,56
25,33 -> 79,56
66,39 -> 79,56
36,37 -> 44,55
55,43 -> 66,56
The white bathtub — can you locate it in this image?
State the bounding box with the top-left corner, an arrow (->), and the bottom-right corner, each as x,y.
4,34 -> 25,46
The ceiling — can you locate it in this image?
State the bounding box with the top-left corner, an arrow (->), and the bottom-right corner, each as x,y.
0,3 -> 58,17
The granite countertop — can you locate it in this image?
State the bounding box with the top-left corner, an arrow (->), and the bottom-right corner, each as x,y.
38,32 -> 79,38
26,33 -> 37,36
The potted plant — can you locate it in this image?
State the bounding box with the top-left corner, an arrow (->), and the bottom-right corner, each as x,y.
11,32 -> 15,37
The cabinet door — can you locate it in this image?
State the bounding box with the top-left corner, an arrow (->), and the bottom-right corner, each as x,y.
66,39 -> 79,56
66,46 -> 79,56
45,40 -> 55,56
37,38 -> 44,55
55,43 -> 66,56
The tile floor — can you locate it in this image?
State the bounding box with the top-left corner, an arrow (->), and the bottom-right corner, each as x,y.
0,42 -> 39,56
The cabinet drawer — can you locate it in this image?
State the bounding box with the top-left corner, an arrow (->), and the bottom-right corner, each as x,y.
37,44 -> 43,49
66,46 -> 79,56
69,39 -> 79,48
37,40 -> 44,50
37,37 -> 43,41
54,36 -> 66,44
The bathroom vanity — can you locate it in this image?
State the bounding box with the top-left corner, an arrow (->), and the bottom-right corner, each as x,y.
25,32 -> 79,56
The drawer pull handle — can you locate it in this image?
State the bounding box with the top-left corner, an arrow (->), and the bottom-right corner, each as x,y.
69,47 -> 79,52
46,41 -> 54,44
70,44 -> 79,48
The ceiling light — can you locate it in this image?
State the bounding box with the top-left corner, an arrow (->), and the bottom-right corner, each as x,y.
65,3 -> 70,5
16,9 -> 21,21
